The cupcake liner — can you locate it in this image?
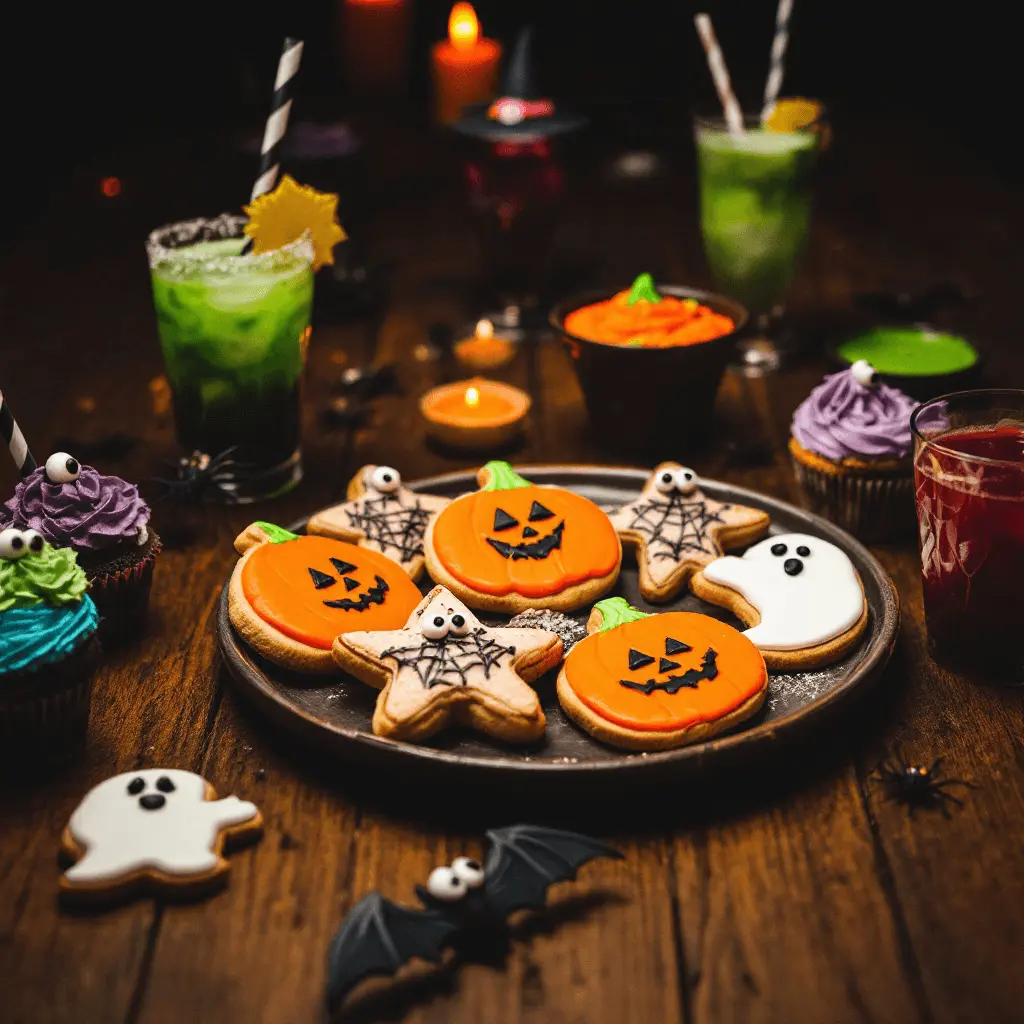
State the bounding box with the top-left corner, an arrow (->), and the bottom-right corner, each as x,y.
86,531 -> 162,646
0,636 -> 100,759
790,454 -> 915,543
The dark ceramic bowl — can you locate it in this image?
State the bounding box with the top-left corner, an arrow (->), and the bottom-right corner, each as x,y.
550,285 -> 748,456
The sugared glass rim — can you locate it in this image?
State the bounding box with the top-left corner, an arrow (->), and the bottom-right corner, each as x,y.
693,112 -> 824,136
146,213 -> 314,276
911,388 -> 1024,468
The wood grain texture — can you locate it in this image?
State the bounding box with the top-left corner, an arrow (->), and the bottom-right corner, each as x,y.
1,113 -> 1023,1024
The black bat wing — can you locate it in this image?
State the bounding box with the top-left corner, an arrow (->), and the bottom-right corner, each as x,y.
325,892 -> 459,1010
482,824 -> 623,920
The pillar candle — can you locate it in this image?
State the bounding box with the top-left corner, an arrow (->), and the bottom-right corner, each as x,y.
431,3 -> 502,125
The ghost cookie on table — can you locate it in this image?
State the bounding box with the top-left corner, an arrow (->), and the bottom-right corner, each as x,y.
690,533 -> 869,670
228,521 -> 422,674
60,769 -> 262,904
556,598 -> 767,751
424,461 -> 621,614
307,465 -> 449,581
333,585 -> 563,744
608,463 -> 770,603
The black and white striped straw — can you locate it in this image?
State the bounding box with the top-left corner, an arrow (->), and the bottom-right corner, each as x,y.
0,389 -> 37,478
761,0 -> 794,123
241,36 -> 304,255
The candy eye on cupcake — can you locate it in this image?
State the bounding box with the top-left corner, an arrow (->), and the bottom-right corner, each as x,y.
370,466 -> 401,494
0,527 -> 45,559
44,452 -> 82,485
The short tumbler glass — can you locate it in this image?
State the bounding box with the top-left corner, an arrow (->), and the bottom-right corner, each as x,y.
912,389 -> 1024,683
147,214 -> 314,501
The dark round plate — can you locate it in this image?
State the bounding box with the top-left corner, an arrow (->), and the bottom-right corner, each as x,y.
217,466 -> 899,794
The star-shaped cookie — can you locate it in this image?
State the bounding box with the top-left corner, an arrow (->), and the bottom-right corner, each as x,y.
333,586 -> 563,743
307,465 -> 450,580
608,463 -> 770,603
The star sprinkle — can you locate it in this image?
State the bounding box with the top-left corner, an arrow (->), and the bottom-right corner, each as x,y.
243,174 -> 346,271
608,462 -> 770,601
334,586 -> 562,743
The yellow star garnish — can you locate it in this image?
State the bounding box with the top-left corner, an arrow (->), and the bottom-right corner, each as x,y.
242,175 -> 346,271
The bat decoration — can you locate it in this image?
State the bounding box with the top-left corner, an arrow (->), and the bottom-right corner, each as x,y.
325,824 -> 622,1011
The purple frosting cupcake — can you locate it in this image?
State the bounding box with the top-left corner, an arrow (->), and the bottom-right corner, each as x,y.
1,453 -> 161,643
788,361 -> 919,541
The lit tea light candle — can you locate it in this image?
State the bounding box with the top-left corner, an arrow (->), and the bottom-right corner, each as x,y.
453,318 -> 516,371
431,3 -> 502,125
420,377 -> 530,449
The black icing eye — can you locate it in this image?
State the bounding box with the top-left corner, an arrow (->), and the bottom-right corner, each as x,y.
492,507 -> 519,532
127,777 -> 145,795
771,543 -> 788,556
784,558 -> 804,576
156,776 -> 176,793
796,545 -> 811,557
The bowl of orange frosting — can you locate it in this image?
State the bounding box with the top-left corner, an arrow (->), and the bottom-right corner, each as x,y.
550,275 -> 747,454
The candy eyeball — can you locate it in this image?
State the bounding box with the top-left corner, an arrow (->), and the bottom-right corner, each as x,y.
654,468 -> 676,494
449,612 -> 471,637
0,528 -> 28,560
22,529 -> 45,554
451,856 -> 485,888
421,612 -> 450,640
45,452 -> 81,485
370,466 -> 401,494
426,866 -> 468,902
673,466 -> 699,495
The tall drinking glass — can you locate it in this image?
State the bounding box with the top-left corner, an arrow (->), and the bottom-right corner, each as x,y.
147,215 -> 314,501
912,390 -> 1024,683
694,115 -> 820,372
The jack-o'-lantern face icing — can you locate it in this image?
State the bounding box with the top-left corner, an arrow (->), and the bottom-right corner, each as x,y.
239,522 -> 421,650
430,462 -> 621,599
608,462 -> 770,599
563,598 -> 766,732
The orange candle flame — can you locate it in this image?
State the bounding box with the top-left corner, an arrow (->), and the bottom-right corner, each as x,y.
448,2 -> 479,50
464,385 -> 481,407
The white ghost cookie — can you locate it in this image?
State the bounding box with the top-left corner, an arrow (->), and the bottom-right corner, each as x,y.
307,465 -> 450,580
333,585 -> 563,744
690,533 -> 868,670
61,769 -> 263,902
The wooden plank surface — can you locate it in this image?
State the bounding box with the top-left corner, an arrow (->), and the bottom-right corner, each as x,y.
1,115 -> 1022,1024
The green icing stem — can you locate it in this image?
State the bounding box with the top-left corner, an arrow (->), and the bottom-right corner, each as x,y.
837,327 -> 978,376
480,461 -> 532,491
626,273 -> 661,306
594,597 -> 651,632
254,521 -> 298,544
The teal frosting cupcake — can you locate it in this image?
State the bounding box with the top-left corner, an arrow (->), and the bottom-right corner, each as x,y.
0,528 -> 101,757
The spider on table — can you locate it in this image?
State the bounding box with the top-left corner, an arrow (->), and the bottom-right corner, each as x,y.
871,749 -> 975,817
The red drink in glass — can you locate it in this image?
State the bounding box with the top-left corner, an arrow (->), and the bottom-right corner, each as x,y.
913,392 -> 1024,681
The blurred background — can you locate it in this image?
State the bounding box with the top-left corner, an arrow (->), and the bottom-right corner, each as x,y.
3,0 -> 1015,249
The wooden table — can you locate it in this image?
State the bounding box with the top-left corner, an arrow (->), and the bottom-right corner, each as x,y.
2,115 -> 1022,1024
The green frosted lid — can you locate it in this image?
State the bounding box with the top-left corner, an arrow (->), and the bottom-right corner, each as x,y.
837,326 -> 978,377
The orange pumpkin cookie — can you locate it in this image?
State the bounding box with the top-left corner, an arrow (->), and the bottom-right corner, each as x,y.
227,521 -> 422,673
334,585 -> 562,744
556,598 -> 767,751
307,465 -> 450,581
608,463 -> 770,603
424,462 -> 622,613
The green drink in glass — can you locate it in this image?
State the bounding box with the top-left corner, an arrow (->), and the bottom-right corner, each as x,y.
695,115 -> 820,371
147,214 -> 314,500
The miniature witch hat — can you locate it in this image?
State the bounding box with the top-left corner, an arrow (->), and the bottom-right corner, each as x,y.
452,27 -> 587,142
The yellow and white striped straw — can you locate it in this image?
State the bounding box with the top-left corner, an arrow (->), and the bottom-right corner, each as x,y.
694,14 -> 744,135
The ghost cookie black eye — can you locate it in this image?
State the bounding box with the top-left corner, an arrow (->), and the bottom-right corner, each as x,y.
126,777 -> 146,795
784,558 -> 804,576
44,451 -> 81,484
771,543 -> 788,556
796,545 -> 811,557
156,776 -> 176,793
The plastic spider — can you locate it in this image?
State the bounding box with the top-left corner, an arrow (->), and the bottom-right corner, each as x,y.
147,449 -> 242,504
871,750 -> 974,817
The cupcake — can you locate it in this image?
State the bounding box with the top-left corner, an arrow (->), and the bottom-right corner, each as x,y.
0,527 -> 101,755
0,452 -> 160,643
789,360 -> 919,541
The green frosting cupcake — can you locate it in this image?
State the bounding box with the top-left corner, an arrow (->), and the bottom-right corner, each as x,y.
0,542 -> 89,612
